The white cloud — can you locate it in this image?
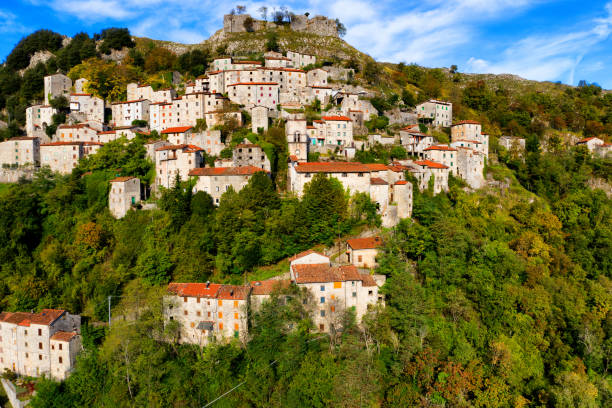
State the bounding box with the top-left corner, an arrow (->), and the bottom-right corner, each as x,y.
0,9 -> 29,34
465,1 -> 612,84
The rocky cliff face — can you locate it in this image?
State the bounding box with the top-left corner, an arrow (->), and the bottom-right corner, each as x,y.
222,14 -> 339,37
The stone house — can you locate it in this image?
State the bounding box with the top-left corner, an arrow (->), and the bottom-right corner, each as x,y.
111,99 -> 151,128
415,99 -> 452,127
188,130 -> 225,156
25,105 -> 56,138
109,176 -> 141,219
211,58 -> 262,72
339,94 -> 377,121
455,147 -> 485,189
346,236 -> 383,269
126,84 -> 176,103
287,51 -> 317,68
451,121 -> 489,157
227,82 -> 279,109
188,166 -> 267,205
575,137 -> 604,152
258,68 -> 307,94
399,128 -> 437,157
423,145 -> 458,175
302,85 -> 333,105
0,137 -> 40,167
155,144 -> 204,188
69,93 -> 104,124
264,56 -> 291,68
595,143 -> 612,158
0,309 -> 81,380
145,139 -> 170,161
251,106 -> 269,133
249,279 -> 292,309
233,143 -> 271,171
286,119 -> 309,162
55,124 -> 99,142
311,116 -> 354,147
289,249 -> 330,268
450,139 -> 483,152
149,92 -> 223,132
74,78 -> 88,93
44,74 -> 72,105
204,110 -> 243,129
165,282 -> 250,346
97,126 -> 143,143
161,126 -> 193,145
290,263 -> 381,332
40,141 -> 99,174
411,160 -> 449,194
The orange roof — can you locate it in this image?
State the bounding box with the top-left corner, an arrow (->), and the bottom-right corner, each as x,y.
111,99 -> 148,105
109,176 -> 135,183
370,177 -> 388,185
452,139 -> 482,144
265,56 -> 291,61
289,249 -> 327,262
292,264 -> 361,284
50,331 -> 78,342
70,93 -> 92,96
227,82 -> 278,86
161,126 -> 193,134
188,166 -> 266,177
289,155 -> 299,162
155,144 -> 203,152
414,160 -> 448,169
452,120 -> 480,126
98,130 -> 116,135
234,60 -> 262,64
347,236 -> 382,250
364,163 -> 389,171
0,309 -> 65,326
395,180 -> 409,185
217,285 -> 250,300
250,279 -> 292,295
8,136 -> 37,141
41,142 -> 85,147
295,162 -> 370,173
57,124 -> 94,130
576,137 -> 601,144
322,115 -> 351,121
168,282 -> 221,298
424,145 -> 457,151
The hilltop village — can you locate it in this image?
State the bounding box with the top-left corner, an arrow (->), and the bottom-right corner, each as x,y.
0,12 -> 610,403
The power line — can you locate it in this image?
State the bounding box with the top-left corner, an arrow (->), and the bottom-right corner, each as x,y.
202,334 -> 329,407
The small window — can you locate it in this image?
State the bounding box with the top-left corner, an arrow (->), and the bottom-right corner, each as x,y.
38,329 -> 42,336
320,285 -> 325,291
320,310 -> 326,317
59,357 -> 63,364
184,310 -> 188,315
319,324 -> 325,331
320,297 -> 325,304
218,312 -> 223,318
38,342 -> 42,349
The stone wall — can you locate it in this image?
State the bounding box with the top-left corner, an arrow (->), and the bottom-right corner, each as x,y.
0,166 -> 37,183
223,14 -> 339,37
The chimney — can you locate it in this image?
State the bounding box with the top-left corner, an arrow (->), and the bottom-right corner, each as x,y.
230,290 -> 234,296
206,281 -> 210,288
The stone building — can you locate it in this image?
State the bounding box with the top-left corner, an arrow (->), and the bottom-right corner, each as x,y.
165,282 -> 250,346
311,116 -> 354,147
97,126 -> 143,143
251,106 -> 269,133
222,13 -> 339,37
287,51 -> 317,68
410,160 -> 449,194
249,279 -> 292,309
455,147 -> 485,189
498,136 -> 525,151
346,236 -> 382,269
451,121 -> 489,157
399,128 -> 437,157
227,82 -> 279,109
338,94 -> 377,121
415,99 -> 452,127
161,126 -> 193,145
0,309 -> 81,380
74,78 -> 88,93
290,262 -> 381,333
264,56 -> 291,68
55,124 -> 99,142
423,145 -> 457,175
40,141 -> 102,174
109,176 -> 141,218
0,137 -> 40,167
111,99 -> 151,128
26,105 -> 56,138
204,110 -> 242,129
155,144 -> 204,188
233,143 -> 271,171
126,84 -> 176,103
302,85 -> 333,105
188,130 -> 225,156
188,166 -> 267,205
149,93 -> 229,132
69,93 -> 104,124
145,139 -> 170,161
286,119 -> 308,162
575,137 -> 605,152
44,74 -> 72,105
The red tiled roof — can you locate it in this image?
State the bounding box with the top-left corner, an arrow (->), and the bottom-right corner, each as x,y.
70,93 -> 92,96
41,142 -> 85,147
347,236 -> 382,250
576,137 -> 601,144
289,155 -> 299,162
395,180 -> 409,185
452,120 -> 480,126
50,331 -> 78,342
57,124 -> 94,130
289,249 -> 327,262
370,177 -> 388,185
188,166 -> 266,177
322,115 -> 351,121
161,126 -> 193,134
98,130 -> 116,135
295,162 -> 370,173
414,160 -> 448,169
364,163 -> 389,171
8,136 -> 37,141
167,282 -> 221,298
111,99 -> 148,105
292,264 -> 361,284
360,273 -> 378,287
217,285 -> 250,300
155,144 -> 203,152
265,56 -> 291,61
0,309 -> 65,326
227,82 -> 278,86
453,139 -> 482,144
424,145 -> 456,151
109,176 -> 135,183
250,279 -> 292,295
235,143 -> 260,148
234,60 -> 262,64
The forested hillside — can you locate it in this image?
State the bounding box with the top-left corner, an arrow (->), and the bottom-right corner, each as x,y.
0,25 -> 610,407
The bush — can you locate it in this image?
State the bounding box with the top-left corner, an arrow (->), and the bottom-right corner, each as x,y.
97,28 -> 135,55
5,29 -> 63,71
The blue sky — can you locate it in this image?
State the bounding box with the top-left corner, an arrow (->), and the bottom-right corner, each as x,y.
2,0 -> 612,88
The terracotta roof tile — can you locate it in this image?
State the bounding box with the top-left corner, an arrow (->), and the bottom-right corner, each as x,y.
364,163 -> 389,171
50,331 -> 78,342
295,162 -> 370,173
188,166 -> 266,177
424,145 -> 457,151
0,309 -> 66,326
155,144 -> 203,152
370,177 -> 388,185
217,285 -> 250,300
292,264 -> 362,284
452,120 -> 481,126
161,126 -> 193,134
109,176 -> 136,183
289,249 -> 327,262
227,82 -> 278,86
167,282 -> 221,298
347,236 -> 383,250
414,160 -> 449,169
321,115 -> 351,121
250,279 -> 292,295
